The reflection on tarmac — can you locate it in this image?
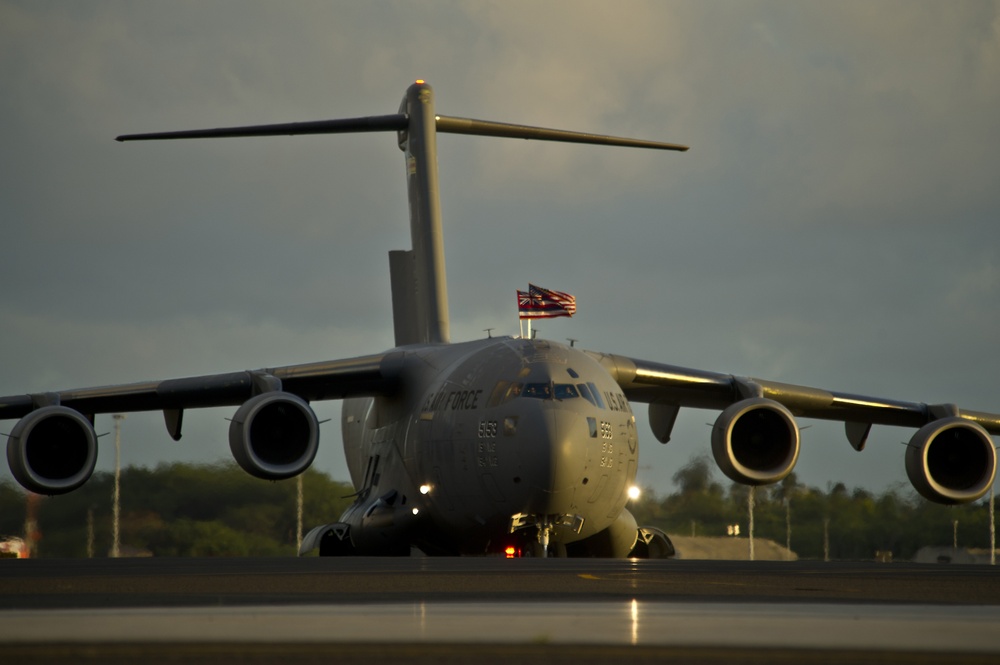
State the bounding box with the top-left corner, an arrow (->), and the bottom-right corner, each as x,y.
3,558 -> 1000,663
3,600 -> 1000,652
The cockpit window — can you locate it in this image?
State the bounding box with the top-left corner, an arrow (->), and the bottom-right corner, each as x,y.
554,384 -> 579,400
496,381 -> 584,402
522,383 -> 552,399
588,382 -> 605,409
504,382 -> 524,403
520,383 -> 581,400
577,383 -> 597,407
487,380 -> 511,408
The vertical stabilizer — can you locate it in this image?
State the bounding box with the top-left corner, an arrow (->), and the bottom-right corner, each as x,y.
397,81 -> 451,344
115,80 -> 687,349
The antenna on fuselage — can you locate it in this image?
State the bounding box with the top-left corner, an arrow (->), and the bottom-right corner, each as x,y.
116,80 -> 688,346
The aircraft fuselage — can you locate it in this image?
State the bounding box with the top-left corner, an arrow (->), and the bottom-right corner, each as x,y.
339,337 -> 638,555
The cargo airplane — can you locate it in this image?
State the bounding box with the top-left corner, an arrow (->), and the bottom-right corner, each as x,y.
3,81 -> 998,557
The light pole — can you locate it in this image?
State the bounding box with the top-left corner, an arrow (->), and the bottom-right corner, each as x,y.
991,484 -> 995,566
823,517 -> 830,562
87,507 -> 95,559
785,496 -> 791,559
778,478 -> 798,560
296,474 -> 304,553
111,414 -> 125,558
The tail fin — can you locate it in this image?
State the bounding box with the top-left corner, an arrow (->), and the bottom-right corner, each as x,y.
117,80 -> 687,346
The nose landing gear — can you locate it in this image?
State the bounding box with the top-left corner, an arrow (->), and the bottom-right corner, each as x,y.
509,512 -> 584,558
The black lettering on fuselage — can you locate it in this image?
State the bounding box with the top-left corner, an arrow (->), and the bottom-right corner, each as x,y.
602,391 -> 633,414
422,388 -> 483,412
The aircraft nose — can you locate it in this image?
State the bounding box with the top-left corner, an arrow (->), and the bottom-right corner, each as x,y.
508,402 -> 590,514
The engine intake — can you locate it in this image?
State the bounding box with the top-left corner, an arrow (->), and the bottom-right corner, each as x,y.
228,392 -> 319,480
6,406 -> 98,495
712,397 -> 800,485
905,417 -> 996,504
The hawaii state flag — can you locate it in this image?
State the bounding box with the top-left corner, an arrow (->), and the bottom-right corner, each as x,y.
517,283 -> 577,319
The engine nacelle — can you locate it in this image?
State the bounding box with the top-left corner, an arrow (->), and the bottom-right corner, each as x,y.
228,392 -> 319,480
712,397 -> 800,485
905,417 -> 996,505
6,406 -> 98,495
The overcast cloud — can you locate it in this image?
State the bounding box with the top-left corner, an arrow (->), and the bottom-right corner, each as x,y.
2,1 -> 999,498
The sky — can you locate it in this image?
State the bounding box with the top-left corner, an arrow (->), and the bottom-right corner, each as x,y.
2,1 -> 999,501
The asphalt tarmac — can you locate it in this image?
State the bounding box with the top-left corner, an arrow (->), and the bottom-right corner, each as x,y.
2,557 -> 1000,664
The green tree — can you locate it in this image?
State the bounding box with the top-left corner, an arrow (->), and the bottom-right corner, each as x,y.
657,456 -> 732,537
626,453 -> 998,561
0,463 -> 355,557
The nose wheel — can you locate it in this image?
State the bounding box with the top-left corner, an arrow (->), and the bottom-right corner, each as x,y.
510,512 -> 584,558
536,517 -> 552,558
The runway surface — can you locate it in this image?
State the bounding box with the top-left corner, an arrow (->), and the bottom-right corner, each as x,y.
2,557 -> 1000,663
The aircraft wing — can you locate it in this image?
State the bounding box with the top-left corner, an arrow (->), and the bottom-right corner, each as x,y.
0,351 -> 404,423
2,350 -> 405,494
591,352 -> 1000,433
587,351 -> 999,503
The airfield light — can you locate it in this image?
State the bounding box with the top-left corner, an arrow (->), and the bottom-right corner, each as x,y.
627,485 -> 641,501
419,484 -> 432,495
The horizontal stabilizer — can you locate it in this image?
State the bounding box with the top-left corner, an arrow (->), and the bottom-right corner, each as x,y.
117,112 -> 688,152
435,115 -> 689,151
116,114 -> 408,142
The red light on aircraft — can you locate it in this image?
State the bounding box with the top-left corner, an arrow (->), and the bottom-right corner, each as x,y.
415,79 -> 425,85
505,546 -> 516,558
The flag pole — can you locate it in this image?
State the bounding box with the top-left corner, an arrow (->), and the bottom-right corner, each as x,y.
516,291 -> 521,338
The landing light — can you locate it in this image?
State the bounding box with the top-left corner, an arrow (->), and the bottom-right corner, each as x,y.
419,484 -> 432,495
627,486 -> 641,501
412,508 -> 420,516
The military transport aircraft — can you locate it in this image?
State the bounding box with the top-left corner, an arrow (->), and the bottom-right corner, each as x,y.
3,81 -> 998,558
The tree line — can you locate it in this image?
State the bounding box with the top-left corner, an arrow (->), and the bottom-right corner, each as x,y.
629,456 -> 996,560
1,457 -> 994,559
0,463 -> 355,557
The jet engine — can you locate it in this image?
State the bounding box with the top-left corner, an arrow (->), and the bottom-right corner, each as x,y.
711,397 -> 800,485
6,406 -> 98,495
905,417 -> 996,504
228,392 -> 319,480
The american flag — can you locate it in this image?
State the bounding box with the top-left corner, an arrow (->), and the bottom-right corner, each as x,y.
517,283 -> 577,319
